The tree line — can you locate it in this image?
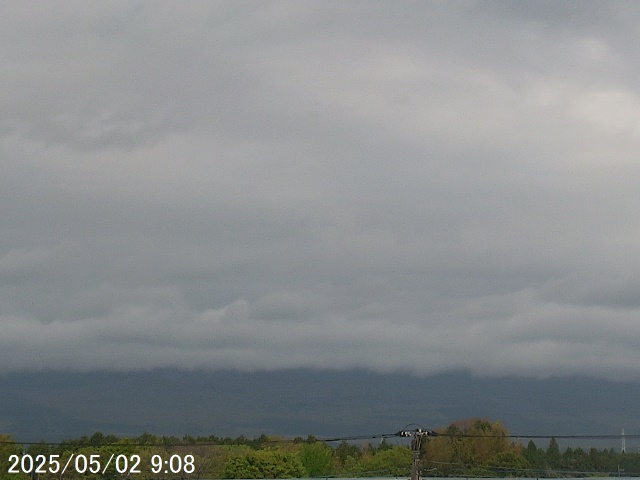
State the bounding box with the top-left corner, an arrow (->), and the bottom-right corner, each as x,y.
422,418 -> 639,477
1,419 -> 639,479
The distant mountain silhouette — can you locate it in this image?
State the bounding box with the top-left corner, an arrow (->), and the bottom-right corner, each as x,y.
1,369 -> 638,449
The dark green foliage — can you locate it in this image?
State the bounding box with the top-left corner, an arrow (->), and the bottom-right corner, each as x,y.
223,450 -> 306,479
335,440 -> 362,464
524,439 -> 546,471
546,437 -> 562,469
491,450 -> 531,476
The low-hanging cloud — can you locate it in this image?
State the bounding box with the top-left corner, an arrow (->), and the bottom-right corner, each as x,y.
2,1 -> 640,380
2,289 -> 640,380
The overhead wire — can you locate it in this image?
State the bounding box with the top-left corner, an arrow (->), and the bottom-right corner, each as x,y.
1,428 -> 638,446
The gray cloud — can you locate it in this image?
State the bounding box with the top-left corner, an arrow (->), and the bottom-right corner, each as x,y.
2,1 -> 640,380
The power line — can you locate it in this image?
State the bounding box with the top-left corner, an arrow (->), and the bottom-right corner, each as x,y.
2,428 -> 639,447
441,433 -> 640,439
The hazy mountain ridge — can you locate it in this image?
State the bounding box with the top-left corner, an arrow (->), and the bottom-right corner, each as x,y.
1,369 -> 638,447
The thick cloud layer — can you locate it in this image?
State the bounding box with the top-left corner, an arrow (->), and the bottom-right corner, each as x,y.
2,1 -> 640,379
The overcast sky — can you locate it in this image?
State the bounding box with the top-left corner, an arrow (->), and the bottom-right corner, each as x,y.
2,1 -> 640,380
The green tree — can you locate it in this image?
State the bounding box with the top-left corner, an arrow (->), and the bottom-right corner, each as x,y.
523,440 -> 545,472
299,442 -> 332,476
223,449 -> 305,479
333,440 -> 362,474
334,440 -> 361,469
342,454 -> 360,475
546,437 -> 561,470
361,445 -> 412,477
490,450 -> 531,477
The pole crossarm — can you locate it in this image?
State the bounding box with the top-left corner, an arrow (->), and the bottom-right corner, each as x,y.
396,428 -> 436,438
395,428 -> 435,480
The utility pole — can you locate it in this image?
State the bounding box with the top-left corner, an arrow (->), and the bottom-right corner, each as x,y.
397,428 -> 434,480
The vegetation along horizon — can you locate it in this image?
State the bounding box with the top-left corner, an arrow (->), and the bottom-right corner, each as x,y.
2,418 -> 640,479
